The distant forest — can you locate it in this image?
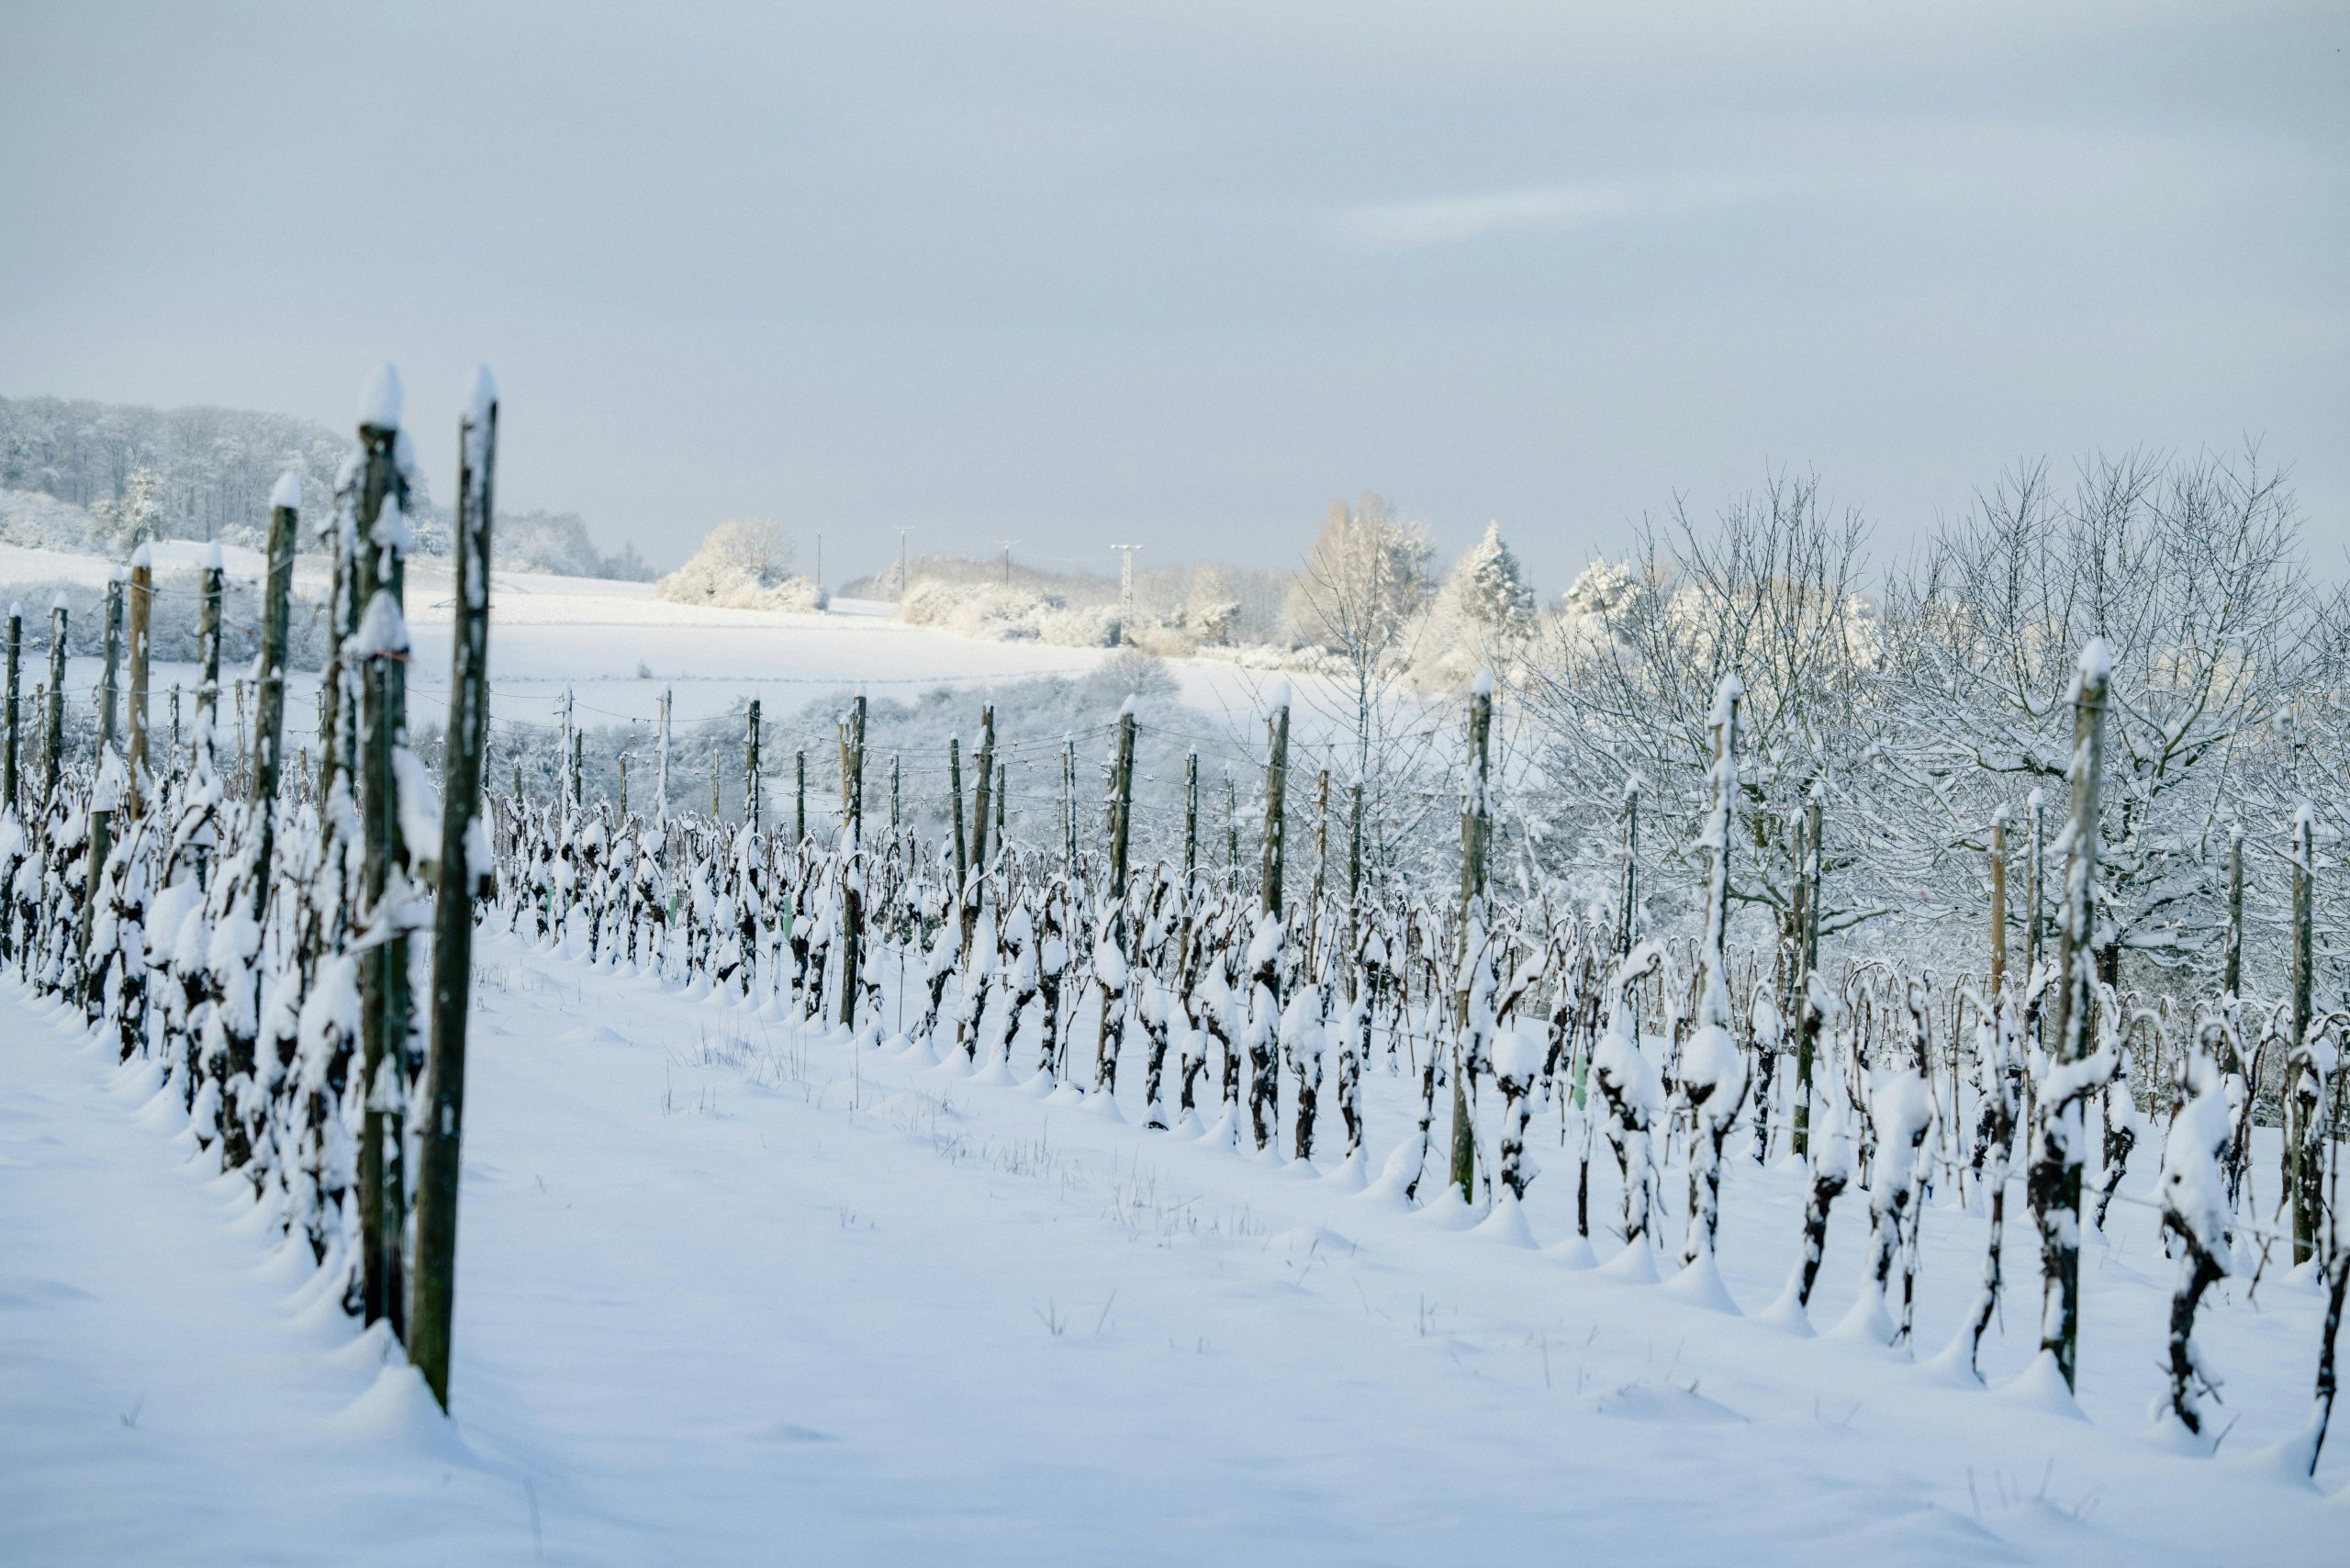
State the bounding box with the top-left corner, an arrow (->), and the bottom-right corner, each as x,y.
0,392 -> 648,579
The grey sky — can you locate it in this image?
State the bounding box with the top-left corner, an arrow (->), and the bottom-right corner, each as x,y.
3,1 -> 2343,590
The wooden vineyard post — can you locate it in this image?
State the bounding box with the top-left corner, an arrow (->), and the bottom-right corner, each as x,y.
1182,749 -> 1199,879
1262,690 -> 1289,919
837,693 -> 866,1028
559,684 -> 576,824
993,761 -> 1004,846
249,476 -> 298,920
2,603 -> 17,818
42,597 -> 67,810
1449,676 -> 1493,1205
1791,784 -> 1823,1158
98,573 -> 122,759
2034,642 -> 2108,1392
198,550 -> 224,782
964,706 -> 994,949
837,716 -> 850,820
947,735 -> 968,953
412,373 -> 497,1409
126,552 -> 151,812
79,590 -> 125,1010
1094,699 -> 1136,1089
353,367 -> 415,1338
655,688 -> 671,823
1247,686 -> 1291,1151
1062,734 -> 1077,873
1314,766 -> 1329,921
618,753 -> 629,817
1225,767 -> 1238,886
1988,805 -> 2009,996
2289,804 -> 2319,1265
2024,788 -> 2045,981
793,747 -> 805,842
1347,778 -> 1364,988
890,751 -> 900,835
2223,823 -> 2244,998
745,699 -> 762,834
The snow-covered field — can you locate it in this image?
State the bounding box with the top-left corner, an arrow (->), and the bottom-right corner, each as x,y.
3,924 -> 2343,1566
2,541 -> 1334,758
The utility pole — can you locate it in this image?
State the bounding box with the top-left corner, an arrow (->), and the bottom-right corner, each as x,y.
997,541 -> 1017,586
896,527 -> 911,601
1109,543 -> 1142,644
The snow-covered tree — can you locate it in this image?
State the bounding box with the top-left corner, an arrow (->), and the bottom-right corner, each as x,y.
656,518 -> 825,611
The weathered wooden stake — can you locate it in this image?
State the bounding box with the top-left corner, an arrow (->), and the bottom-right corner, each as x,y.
1262,690 -> 1289,918
41,599 -> 68,809
2036,644 -> 2108,1391
3,604 -> 19,818
98,573 -> 122,756
126,552 -> 151,812
1988,805 -> 2009,996
836,693 -> 866,1028
745,698 -> 762,834
249,478 -> 298,920
411,372 -> 497,1410
352,371 -> 413,1338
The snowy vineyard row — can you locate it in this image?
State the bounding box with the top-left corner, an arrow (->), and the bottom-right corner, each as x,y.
0,368 -> 2343,1473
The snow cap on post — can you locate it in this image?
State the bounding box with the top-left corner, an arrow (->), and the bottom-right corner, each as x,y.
1710,671 -> 1745,724
51,590 -> 69,611
129,543 -> 151,569
2076,636 -> 2111,690
1270,678 -> 1291,711
202,542 -> 224,572
373,491 -> 412,554
269,468 -> 302,510
1118,693 -> 1136,718
352,588 -> 410,659
358,362 -> 404,431
465,364 -> 498,428
1472,666 -> 1493,697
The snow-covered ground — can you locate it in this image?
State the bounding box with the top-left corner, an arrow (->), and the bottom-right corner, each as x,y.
3,931 -> 2342,1566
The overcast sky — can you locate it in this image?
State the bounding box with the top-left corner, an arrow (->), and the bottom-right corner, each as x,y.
3,1 -> 2343,590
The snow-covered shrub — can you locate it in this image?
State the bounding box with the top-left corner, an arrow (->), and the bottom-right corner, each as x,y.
656,519 -> 825,611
